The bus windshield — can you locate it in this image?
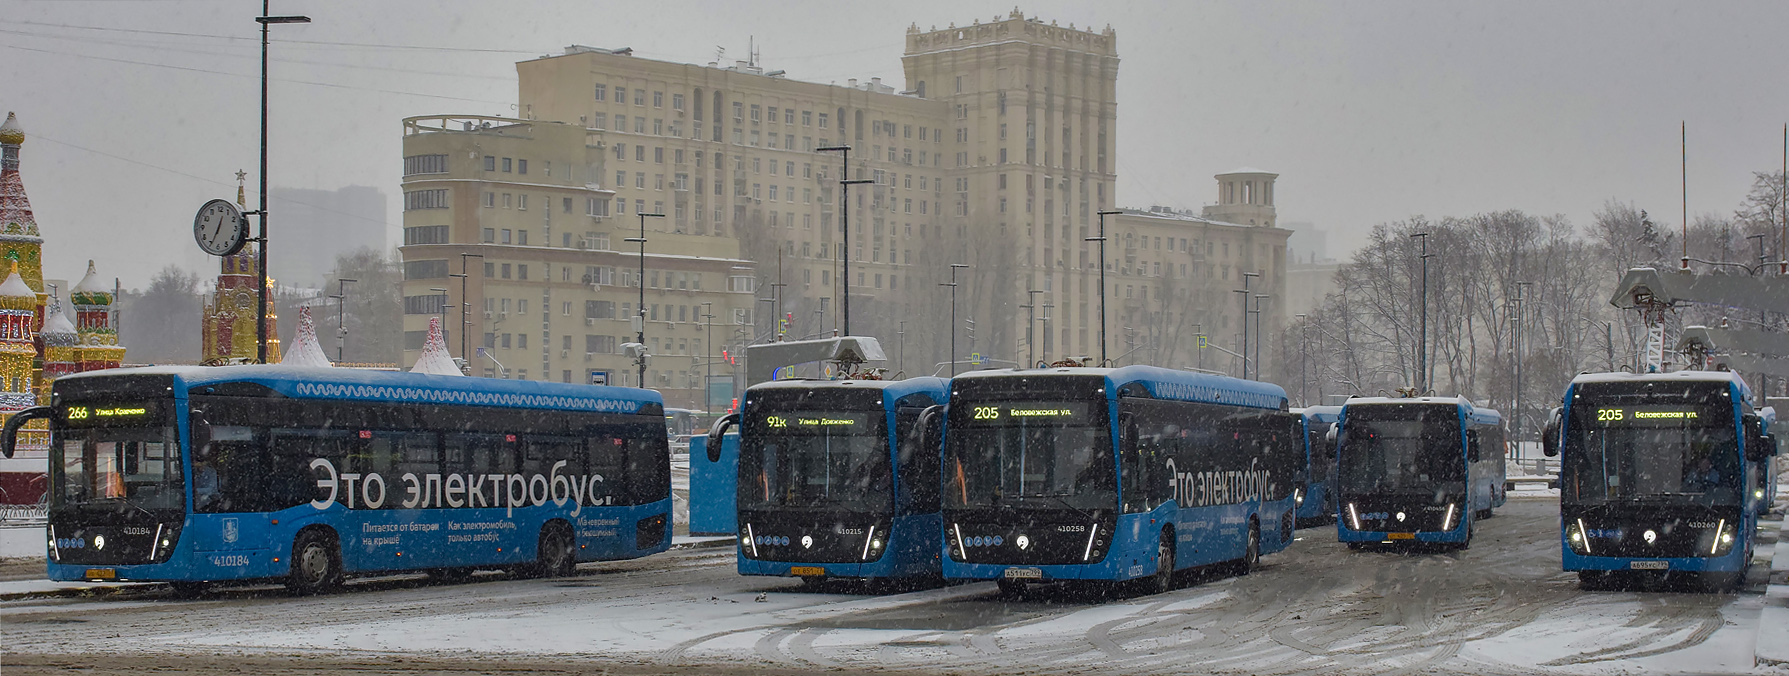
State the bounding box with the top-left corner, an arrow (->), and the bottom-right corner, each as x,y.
946,400 -> 1113,512
1565,390 -> 1739,507
1339,404 -> 1462,496
52,402 -> 183,513
738,409 -> 890,512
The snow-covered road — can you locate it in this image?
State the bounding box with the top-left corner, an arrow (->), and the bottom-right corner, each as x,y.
2,496 -> 1781,675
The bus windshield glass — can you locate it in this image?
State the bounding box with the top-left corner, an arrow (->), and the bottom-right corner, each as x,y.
946,400 -> 1113,512
738,409 -> 890,512
1565,385 -> 1739,506
51,402 -> 183,513
1339,404 -> 1463,496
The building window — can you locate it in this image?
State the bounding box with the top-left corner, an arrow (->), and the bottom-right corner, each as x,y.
483,155 -> 495,171
403,189 -> 448,211
403,225 -> 448,245
502,158 -> 512,173
482,228 -> 495,243
594,83 -> 607,101
403,154 -> 448,175
653,91 -> 663,108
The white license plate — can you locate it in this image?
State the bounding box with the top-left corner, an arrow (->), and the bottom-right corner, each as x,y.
1003,567 -> 1043,580
1630,560 -> 1669,570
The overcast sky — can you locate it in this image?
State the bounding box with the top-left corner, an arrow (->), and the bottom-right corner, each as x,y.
2,0 -> 1786,288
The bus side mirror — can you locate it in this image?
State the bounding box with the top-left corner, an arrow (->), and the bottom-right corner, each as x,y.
1542,407 -> 1562,458
1326,424 -> 1341,446
910,404 -> 945,453
705,413 -> 739,463
0,406 -> 52,459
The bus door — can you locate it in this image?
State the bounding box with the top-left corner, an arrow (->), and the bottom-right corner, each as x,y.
185,420 -> 274,559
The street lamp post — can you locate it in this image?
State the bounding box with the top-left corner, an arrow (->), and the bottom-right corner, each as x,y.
1023,288 -> 1043,368
329,278 -> 356,363
1041,303 -> 1053,365
942,263 -> 968,376
630,212 -> 666,387
1093,210 -> 1123,366
1512,280 -> 1532,459
817,145 -> 867,336
1254,294 -> 1269,383
1411,232 -> 1431,393
701,302 -> 714,416
1234,272 -> 1258,379
456,252 -> 483,374
1295,313 -> 1308,407
898,320 -> 906,376
253,3 -> 310,363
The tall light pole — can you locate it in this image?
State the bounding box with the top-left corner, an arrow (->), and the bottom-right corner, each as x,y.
701,302 -> 714,415
329,277 -> 356,362
1093,210 -> 1123,366
817,144 -> 866,336
1021,288 -> 1042,368
1411,232 -> 1431,393
1041,303 -> 1053,365
1254,294 -> 1269,383
630,212 -> 666,386
1235,272 -> 1258,379
897,320 -> 906,376
943,263 -> 968,376
253,3 -> 310,363
1295,313 -> 1308,407
1512,280 -> 1532,460
456,252 -> 482,374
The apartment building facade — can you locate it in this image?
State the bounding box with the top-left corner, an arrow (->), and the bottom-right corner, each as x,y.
398,115 -> 756,408
403,9 -> 1292,386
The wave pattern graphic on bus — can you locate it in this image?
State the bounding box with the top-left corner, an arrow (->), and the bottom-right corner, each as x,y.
1149,381 -> 1282,410
290,382 -> 644,413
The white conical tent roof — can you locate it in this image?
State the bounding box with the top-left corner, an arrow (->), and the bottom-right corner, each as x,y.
40,301 -> 75,344
280,306 -> 332,368
410,316 -> 462,376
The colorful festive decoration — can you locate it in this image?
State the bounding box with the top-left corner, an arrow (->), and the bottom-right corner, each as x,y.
280,306 -> 332,368
410,317 -> 462,376
0,113 -> 129,505
200,244 -> 280,364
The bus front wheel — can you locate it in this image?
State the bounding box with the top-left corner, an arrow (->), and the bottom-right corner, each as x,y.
1141,529 -> 1176,595
531,524 -> 576,578
1235,521 -> 1260,576
287,529 -> 342,596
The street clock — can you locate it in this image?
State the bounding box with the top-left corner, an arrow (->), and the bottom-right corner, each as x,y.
193,199 -> 249,257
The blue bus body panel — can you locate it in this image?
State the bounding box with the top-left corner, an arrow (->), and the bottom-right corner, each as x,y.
942,366 -> 1291,583
732,377 -> 950,581
1336,398 -> 1499,545
1556,373 -> 1758,576
689,433 -> 739,536
1297,407 -> 1342,523
45,365 -> 671,583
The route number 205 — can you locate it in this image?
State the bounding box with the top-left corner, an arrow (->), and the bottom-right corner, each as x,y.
973,406 -> 1001,420
1596,408 -> 1624,422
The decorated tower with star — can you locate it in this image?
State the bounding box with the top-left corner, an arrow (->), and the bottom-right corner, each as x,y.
200,171 -> 279,364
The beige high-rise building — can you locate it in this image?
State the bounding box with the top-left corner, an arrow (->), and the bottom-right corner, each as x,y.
402,9 -> 1293,389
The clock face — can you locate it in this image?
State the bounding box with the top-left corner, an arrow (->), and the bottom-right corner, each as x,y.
193,199 -> 248,257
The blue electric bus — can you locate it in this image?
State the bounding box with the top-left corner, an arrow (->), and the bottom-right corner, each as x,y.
1295,405 -> 1342,527
705,377 -> 949,585
1755,406 -> 1778,516
1543,371 -> 1776,590
1,365 -> 673,594
1334,396 -> 1506,549
940,366 -> 1301,596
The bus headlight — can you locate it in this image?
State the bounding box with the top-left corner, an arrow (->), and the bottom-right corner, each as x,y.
1708,519 -> 1736,557
1567,519 -> 1593,555
1441,503 -> 1458,532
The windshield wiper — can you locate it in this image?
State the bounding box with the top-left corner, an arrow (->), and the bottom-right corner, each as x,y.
84,495 -> 157,518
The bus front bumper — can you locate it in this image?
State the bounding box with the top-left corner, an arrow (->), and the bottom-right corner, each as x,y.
1562,544 -> 1747,573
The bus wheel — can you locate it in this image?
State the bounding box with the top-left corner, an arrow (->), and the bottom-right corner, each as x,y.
1578,570 -> 1609,590
167,581 -> 210,598
1142,529 -> 1176,594
287,529 -> 342,596
996,579 -> 1027,597
1235,521 -> 1260,576
533,524 -> 576,578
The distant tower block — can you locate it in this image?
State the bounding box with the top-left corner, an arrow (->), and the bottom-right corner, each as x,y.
1202,168 -> 1279,228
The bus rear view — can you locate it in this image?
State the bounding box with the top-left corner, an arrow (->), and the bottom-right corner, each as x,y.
1551,372 -> 1771,590
1336,398 -> 1504,548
